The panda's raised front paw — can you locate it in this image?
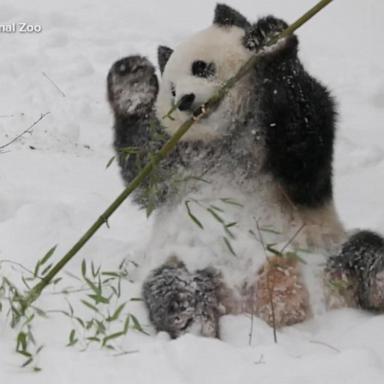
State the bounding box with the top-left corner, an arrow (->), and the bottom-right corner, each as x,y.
244,16 -> 294,53
107,56 -> 159,117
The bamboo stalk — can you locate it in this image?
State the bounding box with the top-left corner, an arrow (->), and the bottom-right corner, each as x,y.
21,0 -> 334,310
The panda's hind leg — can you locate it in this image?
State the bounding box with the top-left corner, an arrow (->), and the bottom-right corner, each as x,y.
325,231 -> 384,311
142,257 -> 220,338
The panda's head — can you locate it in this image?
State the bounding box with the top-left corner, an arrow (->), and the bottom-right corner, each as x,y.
156,4 -> 255,142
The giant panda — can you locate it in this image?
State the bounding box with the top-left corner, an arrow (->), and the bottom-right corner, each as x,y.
107,4 -> 384,339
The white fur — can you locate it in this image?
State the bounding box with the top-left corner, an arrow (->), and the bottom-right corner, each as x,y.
156,25 -> 253,142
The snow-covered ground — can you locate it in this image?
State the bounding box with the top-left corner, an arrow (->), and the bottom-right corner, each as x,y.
1,0 -> 384,382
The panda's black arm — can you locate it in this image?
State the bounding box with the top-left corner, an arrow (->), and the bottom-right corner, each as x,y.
247,16 -> 336,207
107,56 -> 163,188
112,112 -> 162,185
260,54 -> 336,208
107,56 -> 183,208
113,111 -> 188,210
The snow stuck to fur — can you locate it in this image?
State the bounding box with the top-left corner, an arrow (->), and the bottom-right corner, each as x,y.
1,0 -> 384,383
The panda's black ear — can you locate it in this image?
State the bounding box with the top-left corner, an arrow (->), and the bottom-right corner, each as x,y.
158,45 -> 173,75
214,4 -> 250,29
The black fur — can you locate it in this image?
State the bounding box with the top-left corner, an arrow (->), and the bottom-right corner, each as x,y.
107,56 -> 175,208
142,258 -> 220,338
248,17 -> 336,207
158,46 -> 173,74
214,4 -> 250,29
326,231 -> 384,311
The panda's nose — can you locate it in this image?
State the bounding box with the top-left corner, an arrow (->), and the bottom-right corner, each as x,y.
178,93 -> 195,111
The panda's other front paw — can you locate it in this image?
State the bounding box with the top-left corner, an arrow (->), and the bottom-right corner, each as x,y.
244,16 -> 296,54
107,56 -> 159,117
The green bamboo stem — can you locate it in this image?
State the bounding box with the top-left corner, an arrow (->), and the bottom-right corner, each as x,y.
21,0 -> 333,310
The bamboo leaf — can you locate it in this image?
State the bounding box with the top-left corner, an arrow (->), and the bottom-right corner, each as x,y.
123,316 -> 130,334
266,244 -> 282,257
75,317 -> 85,328
207,207 -> 225,224
41,263 -> 53,276
16,332 -> 28,352
81,300 -> 100,313
88,294 -> 109,305
107,303 -> 126,322
106,156 -> 115,169
209,205 -> 224,213
21,358 -> 33,367
83,277 -> 100,296
52,277 -> 62,285
285,251 -> 307,265
130,315 -> 149,335
220,198 -> 243,208
40,245 -> 57,265
81,260 -> 87,277
223,237 -> 237,257
102,331 -> 125,347
87,336 -> 101,343
91,262 -> 101,278
259,226 -> 281,235
67,329 -> 78,347
185,201 -> 204,229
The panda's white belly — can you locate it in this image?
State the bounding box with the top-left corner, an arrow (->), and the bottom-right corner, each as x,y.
141,173 -> 296,289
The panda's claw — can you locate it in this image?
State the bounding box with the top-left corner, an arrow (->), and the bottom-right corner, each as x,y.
244,16 -> 295,53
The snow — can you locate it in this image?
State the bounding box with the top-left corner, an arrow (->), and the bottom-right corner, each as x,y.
0,0 -> 384,383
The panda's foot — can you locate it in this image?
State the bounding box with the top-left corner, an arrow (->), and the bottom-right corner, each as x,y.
142,257 -> 220,338
142,257 -> 196,339
193,268 -> 221,338
325,231 -> 384,311
253,256 -> 310,327
107,56 -> 158,118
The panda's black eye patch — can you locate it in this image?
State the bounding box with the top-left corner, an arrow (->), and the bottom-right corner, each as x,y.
191,60 -> 216,78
